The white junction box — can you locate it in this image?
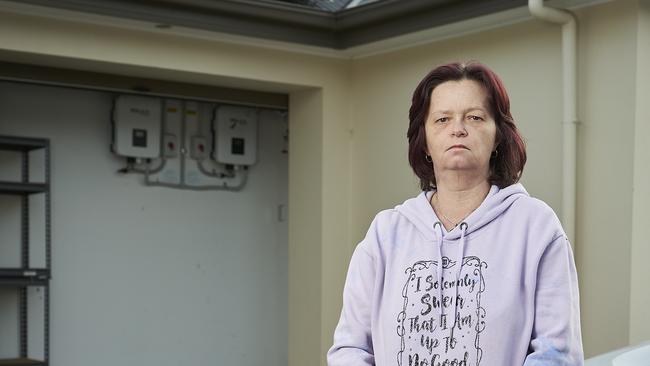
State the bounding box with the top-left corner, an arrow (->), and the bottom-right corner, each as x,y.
213,105 -> 258,165
112,95 -> 162,158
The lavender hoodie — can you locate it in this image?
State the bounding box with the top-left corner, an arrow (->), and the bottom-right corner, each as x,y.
328,183 -> 583,366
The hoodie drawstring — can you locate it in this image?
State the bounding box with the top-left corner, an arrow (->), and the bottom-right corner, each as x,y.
433,221 -> 468,338
450,222 -> 468,339
432,222 -> 445,320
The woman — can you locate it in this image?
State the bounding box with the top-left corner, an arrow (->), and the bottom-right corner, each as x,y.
328,62 -> 583,366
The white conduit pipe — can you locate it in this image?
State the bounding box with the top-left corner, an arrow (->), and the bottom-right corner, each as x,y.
528,0 -> 578,247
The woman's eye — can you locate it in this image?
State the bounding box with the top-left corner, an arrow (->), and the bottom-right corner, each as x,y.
468,115 -> 484,121
436,117 -> 448,123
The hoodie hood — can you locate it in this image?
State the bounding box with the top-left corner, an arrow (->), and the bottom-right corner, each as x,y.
395,183 -> 529,241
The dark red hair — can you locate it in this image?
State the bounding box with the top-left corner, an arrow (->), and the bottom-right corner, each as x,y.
407,61 -> 527,190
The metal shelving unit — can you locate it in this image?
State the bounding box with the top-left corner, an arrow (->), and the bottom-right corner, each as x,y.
0,135 -> 50,366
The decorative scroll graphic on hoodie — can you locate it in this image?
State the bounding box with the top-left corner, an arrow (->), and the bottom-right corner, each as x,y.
397,256 -> 487,366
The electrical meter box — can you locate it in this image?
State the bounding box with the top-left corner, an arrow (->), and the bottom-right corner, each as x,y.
213,105 -> 258,165
112,95 -> 162,158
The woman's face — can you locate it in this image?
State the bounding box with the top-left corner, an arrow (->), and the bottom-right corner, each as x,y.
425,79 -> 497,179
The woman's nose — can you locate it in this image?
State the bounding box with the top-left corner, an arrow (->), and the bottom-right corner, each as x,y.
450,116 -> 468,136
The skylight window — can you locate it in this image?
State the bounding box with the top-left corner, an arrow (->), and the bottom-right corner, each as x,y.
264,0 -> 385,12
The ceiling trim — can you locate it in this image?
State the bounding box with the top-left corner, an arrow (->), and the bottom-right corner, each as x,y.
3,0 -> 529,49
0,0 -> 611,59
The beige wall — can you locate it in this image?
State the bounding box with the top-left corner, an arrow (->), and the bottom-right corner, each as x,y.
348,20 -> 564,244
0,0 -> 648,363
288,88 -> 324,365
575,0 -> 638,356
629,0 -> 650,345
348,0 -> 643,358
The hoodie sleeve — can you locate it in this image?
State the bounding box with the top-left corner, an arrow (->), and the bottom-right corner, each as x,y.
327,221 -> 379,366
524,235 -> 584,366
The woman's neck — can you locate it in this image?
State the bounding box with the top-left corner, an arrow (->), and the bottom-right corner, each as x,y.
431,173 -> 491,230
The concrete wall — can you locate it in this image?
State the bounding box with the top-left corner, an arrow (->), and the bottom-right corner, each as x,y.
0,82 -> 289,365
0,9 -> 352,366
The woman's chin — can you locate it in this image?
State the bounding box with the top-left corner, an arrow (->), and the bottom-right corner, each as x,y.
441,161 -> 479,172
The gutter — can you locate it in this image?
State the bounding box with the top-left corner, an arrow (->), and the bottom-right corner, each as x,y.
528,0 -> 579,247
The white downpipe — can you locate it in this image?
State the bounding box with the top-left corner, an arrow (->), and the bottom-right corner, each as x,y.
528,0 -> 578,247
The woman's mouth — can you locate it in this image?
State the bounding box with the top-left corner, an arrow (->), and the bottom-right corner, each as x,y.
448,145 -> 469,150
